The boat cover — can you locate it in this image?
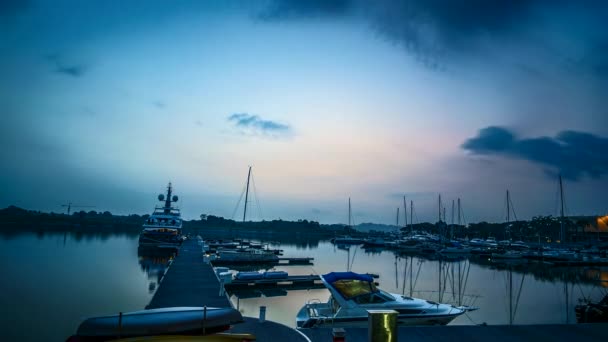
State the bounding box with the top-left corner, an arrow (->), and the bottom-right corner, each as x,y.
322,272 -> 374,283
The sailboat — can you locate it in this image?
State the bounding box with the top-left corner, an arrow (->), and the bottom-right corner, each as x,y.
216,167 -> 277,263
332,198 -> 364,245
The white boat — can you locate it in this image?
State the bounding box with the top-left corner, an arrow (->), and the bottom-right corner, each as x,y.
138,183 -> 183,249
216,248 -> 278,262
296,272 -> 475,328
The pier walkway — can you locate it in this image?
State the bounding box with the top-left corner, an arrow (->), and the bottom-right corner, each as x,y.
147,239 -> 231,309
146,239 -> 308,341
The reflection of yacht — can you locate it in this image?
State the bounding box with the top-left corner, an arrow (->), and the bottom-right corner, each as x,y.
138,183 -> 183,249
296,272 -> 475,328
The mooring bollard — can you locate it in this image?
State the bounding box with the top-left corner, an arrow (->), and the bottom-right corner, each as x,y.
259,306 -> 266,322
367,310 -> 398,342
332,327 -> 346,342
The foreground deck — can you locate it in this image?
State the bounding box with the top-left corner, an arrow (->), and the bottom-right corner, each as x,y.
301,323 -> 608,342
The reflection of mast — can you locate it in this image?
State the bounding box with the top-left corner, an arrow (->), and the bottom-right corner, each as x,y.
506,266 -> 526,325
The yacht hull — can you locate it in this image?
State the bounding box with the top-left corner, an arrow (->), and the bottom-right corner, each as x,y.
296,307 -> 462,329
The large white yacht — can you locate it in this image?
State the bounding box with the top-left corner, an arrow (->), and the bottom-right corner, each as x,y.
138,183 -> 183,249
296,272 -> 475,328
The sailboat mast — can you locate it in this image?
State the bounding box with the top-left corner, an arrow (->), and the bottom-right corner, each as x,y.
410,200 -> 413,235
348,197 -> 351,228
243,166 -> 252,222
451,200 -> 455,240
403,196 -> 407,229
457,198 -> 461,226
438,194 -> 442,222
507,190 -> 510,223
396,207 -> 400,227
559,174 -> 565,242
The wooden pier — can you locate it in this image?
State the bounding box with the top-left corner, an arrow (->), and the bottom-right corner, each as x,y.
146,240 -> 231,309
145,239 -> 309,341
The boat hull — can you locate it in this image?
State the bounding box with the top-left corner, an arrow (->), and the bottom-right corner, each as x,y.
296,307 -> 462,329
74,307 -> 243,339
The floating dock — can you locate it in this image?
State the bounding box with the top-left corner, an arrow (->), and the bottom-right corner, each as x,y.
211,257 -> 314,266
224,275 -> 325,291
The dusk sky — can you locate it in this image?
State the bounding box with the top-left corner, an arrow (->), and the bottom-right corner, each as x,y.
1,0 -> 607,224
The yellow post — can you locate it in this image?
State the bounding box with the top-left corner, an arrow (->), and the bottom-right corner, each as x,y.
367,309 -> 398,342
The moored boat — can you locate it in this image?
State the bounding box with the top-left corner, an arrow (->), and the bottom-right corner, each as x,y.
296,272 -> 476,328
138,183 -> 183,249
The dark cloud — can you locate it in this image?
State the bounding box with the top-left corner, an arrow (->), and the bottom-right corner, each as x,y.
46,55 -> 87,78
462,126 -> 608,181
227,113 -> 291,137
260,0 -> 608,71
0,0 -> 29,15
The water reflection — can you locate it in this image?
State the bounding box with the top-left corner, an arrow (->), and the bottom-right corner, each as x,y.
137,247 -> 176,293
227,241 -> 608,327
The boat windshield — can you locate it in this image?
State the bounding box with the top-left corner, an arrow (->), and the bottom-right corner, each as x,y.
331,279 -> 378,299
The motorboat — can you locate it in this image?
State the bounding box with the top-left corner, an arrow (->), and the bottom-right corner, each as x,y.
296,272 -> 475,328
138,183 -> 183,249
216,248 -> 279,263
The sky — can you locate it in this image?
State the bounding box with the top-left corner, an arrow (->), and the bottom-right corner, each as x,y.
1,0 -> 607,224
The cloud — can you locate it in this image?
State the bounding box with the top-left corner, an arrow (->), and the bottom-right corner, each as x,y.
227,113 -> 292,138
462,126 -> 608,181
46,55 -> 87,78
153,101 -> 166,109
259,1 -> 608,72
195,120 -> 203,127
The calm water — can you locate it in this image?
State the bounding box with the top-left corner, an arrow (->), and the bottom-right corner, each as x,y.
1,234 -> 607,341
